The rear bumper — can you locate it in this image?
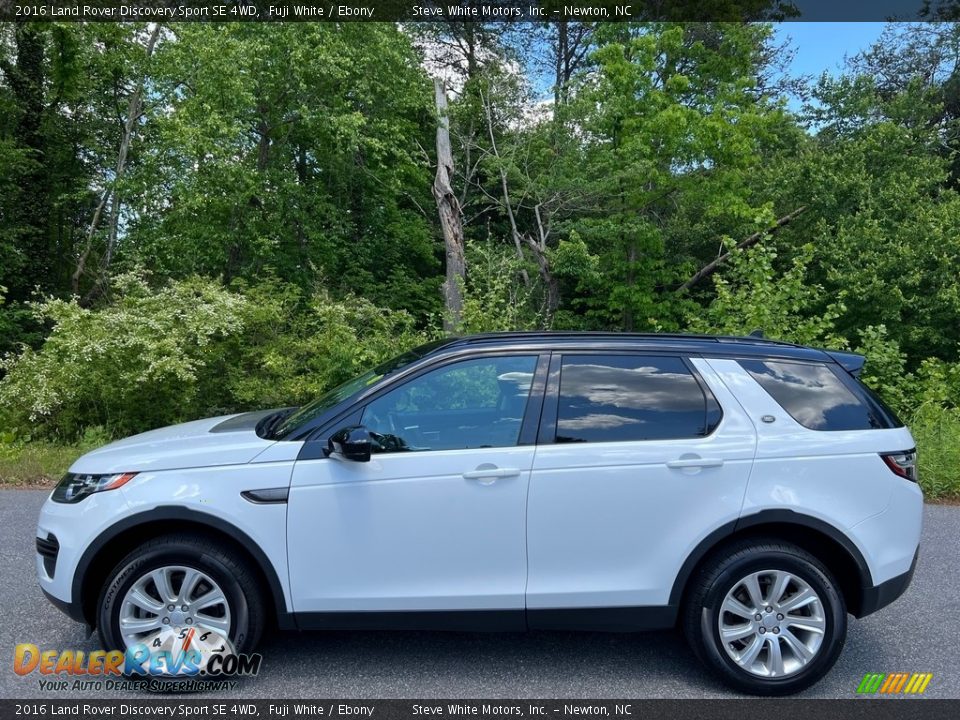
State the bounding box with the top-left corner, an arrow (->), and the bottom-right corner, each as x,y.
857,547 -> 918,618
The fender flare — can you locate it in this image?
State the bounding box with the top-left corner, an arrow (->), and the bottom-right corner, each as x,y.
668,508 -> 873,607
72,505 -> 293,629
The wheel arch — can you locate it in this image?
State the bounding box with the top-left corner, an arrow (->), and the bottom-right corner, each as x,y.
73,506 -> 294,630
671,509 -> 874,618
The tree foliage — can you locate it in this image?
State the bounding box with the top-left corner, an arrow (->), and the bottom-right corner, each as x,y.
0,274 -> 426,439
3,19 -> 960,454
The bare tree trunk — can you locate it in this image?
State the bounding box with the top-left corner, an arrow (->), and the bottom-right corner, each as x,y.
105,192 -> 120,267
432,79 -> 466,332
481,90 -> 529,287
528,240 -> 560,323
624,242 -> 637,332
677,207 -> 807,292
73,23 -> 162,297
521,203 -> 561,327
554,22 -> 567,108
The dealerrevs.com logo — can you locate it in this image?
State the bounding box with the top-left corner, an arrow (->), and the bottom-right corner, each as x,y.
13,641 -> 262,692
856,672 -> 934,695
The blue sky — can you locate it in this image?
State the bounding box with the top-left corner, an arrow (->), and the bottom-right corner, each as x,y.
525,22 -> 893,105
773,22 -> 887,79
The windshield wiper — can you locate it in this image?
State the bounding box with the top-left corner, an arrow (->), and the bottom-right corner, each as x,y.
257,407 -> 297,439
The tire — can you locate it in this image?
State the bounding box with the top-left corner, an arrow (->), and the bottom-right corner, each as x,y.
682,538 -> 847,696
97,533 -> 265,665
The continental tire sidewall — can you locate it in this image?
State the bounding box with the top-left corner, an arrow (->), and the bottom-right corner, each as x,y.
699,550 -> 847,695
97,544 -> 253,658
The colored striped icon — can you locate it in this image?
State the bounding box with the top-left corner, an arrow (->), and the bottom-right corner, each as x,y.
857,672 -> 933,694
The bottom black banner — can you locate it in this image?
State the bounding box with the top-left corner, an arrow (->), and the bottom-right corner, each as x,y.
1,700 -> 958,720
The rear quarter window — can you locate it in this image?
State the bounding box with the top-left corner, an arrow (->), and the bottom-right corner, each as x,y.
738,359 -> 903,431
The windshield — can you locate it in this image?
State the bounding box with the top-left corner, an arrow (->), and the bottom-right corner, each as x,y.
271,339 -> 450,439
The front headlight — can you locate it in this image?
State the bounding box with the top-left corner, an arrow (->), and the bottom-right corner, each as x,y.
51,472 -> 137,504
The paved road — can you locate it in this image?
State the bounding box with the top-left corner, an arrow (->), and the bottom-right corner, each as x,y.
1,489 -> 958,699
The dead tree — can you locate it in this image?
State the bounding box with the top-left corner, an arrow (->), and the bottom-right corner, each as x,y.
677,207 -> 808,292
72,23 -> 163,298
432,79 -> 466,332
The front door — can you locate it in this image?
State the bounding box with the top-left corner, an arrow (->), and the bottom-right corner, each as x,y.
287,354 -> 542,622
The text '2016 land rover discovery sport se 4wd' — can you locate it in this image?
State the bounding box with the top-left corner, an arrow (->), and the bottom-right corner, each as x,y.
36,332 -> 921,694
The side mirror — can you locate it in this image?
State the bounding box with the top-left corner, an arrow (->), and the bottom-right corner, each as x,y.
328,426 -> 372,462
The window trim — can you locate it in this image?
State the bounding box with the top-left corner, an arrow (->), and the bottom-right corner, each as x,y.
828,364 -> 905,429
682,356 -> 724,437
538,351 -> 724,446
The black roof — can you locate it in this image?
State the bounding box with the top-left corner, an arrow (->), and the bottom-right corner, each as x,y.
427,331 -> 859,367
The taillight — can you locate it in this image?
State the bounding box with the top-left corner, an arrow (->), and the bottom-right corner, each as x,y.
881,449 -> 918,482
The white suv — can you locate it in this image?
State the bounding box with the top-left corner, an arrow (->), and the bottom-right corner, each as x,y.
36,332 -> 922,694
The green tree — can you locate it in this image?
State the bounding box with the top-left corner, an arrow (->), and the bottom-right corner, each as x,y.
119,24 -> 439,314
564,23 -> 796,331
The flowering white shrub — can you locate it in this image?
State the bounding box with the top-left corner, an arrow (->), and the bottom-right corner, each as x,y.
0,274 -> 426,440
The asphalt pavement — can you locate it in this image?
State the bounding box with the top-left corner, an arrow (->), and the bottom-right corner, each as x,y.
1,489 -> 958,699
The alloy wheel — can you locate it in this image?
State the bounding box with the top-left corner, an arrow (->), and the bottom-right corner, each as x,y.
718,569 -> 826,678
118,564 -> 231,652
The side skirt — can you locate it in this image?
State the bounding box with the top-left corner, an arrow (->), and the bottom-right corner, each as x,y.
527,605 -> 678,632
292,606 -> 678,633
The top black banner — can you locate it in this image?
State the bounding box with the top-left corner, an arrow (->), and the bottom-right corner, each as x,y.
0,0 -> 957,22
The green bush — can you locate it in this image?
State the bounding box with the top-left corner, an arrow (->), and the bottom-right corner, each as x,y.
909,403 -> 960,499
685,242 -> 848,348
456,239 -> 542,334
0,274 -> 427,440
0,273 -> 248,439
215,280 -> 428,411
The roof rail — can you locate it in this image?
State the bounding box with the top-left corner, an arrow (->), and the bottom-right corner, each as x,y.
444,331 -> 801,348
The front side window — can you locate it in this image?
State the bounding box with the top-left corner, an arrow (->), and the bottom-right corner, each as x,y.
739,359 -> 899,431
360,355 -> 538,452
555,355 -> 720,443
272,339 -> 450,438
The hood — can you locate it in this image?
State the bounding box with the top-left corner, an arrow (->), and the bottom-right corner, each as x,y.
69,409 -> 282,474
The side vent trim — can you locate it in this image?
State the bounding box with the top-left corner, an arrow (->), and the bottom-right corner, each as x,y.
241,487 -> 289,504
36,533 -> 60,578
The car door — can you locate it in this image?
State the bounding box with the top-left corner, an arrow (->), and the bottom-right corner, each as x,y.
525,353 -> 756,623
287,353 -> 545,623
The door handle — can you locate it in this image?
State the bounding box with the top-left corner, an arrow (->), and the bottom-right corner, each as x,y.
462,467 -> 521,480
666,457 -> 724,469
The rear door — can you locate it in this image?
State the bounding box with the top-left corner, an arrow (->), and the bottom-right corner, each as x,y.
525,353 -> 756,618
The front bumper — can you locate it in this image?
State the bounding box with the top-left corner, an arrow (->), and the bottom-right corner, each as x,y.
857,547 -> 919,617
41,586 -> 87,625
36,487 -> 132,623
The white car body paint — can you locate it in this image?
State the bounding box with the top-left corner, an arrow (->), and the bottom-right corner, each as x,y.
36,341 -> 923,633
69,413 -> 279,474
288,446 -> 534,612
703,358 -> 921,584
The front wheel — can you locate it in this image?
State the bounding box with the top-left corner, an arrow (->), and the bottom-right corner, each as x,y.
682,539 -> 847,695
97,534 -> 265,673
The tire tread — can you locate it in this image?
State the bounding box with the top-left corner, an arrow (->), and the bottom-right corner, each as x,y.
681,537 -> 847,695
97,532 -> 265,654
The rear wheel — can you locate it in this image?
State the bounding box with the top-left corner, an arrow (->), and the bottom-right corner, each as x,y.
683,539 -> 847,695
97,534 -> 265,671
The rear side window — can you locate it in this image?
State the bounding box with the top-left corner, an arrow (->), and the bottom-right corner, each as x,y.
555,355 -> 721,443
739,359 -> 902,431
